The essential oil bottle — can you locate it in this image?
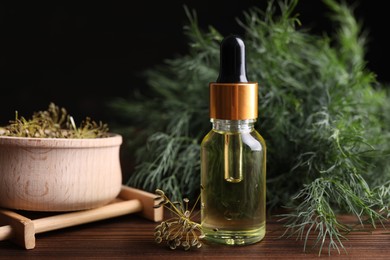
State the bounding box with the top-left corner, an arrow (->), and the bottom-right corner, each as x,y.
200,35 -> 267,245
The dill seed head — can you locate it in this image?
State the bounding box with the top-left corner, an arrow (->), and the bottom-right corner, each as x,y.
153,189 -> 203,251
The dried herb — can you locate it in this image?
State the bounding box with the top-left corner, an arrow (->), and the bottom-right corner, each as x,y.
0,102 -> 109,138
110,0 -> 390,255
154,189 -> 203,250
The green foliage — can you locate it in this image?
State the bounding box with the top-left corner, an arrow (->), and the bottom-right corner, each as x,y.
0,103 -> 110,138
109,0 -> 390,255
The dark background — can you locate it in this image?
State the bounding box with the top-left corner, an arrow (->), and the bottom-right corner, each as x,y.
1,0 -> 389,125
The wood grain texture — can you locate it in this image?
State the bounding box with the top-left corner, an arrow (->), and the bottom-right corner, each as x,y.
0,209 -> 34,249
0,212 -> 389,259
0,186 -> 163,249
0,134 -> 122,211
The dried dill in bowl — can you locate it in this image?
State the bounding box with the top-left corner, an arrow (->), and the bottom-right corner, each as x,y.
0,102 -> 109,138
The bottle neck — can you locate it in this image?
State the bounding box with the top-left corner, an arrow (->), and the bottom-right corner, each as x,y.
211,119 -> 256,133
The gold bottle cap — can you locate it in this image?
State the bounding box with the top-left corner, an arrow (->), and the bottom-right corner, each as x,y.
209,82 -> 258,120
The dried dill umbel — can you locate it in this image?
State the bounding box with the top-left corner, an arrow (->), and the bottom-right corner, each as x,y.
154,189 -> 204,250
0,102 -> 109,138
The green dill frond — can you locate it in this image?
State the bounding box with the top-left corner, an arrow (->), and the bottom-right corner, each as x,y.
280,173 -> 384,256
279,178 -> 350,256
372,181 -> 390,218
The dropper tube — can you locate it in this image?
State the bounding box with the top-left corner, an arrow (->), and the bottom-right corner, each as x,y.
209,36 -> 258,183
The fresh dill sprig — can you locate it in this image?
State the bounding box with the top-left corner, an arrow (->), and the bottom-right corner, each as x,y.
279,174 -> 384,255
0,102 -> 109,138
109,0 -> 390,255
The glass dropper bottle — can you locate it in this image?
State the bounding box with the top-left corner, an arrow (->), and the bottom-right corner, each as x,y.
200,35 -> 267,245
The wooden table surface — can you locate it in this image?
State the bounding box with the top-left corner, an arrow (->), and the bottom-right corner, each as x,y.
0,210 -> 389,259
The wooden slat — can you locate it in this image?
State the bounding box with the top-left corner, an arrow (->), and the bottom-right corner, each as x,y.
0,209 -> 35,249
0,186 -> 163,249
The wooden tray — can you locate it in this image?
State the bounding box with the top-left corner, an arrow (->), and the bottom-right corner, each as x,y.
0,185 -> 163,249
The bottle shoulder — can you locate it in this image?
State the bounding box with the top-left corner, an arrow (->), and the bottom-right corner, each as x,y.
250,129 -> 266,146
201,128 -> 266,151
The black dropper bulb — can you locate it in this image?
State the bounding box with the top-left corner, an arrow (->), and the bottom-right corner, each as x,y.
216,35 -> 248,83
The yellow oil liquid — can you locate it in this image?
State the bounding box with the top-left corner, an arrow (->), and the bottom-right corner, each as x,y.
201,126 -> 266,245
